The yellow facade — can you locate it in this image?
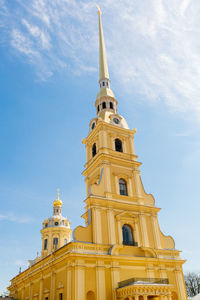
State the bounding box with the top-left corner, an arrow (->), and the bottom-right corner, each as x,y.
8,8 -> 188,300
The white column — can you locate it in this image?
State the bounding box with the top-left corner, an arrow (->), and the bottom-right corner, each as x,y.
111,136 -> 115,150
151,215 -> 161,249
111,263 -> 120,300
39,279 -> 43,300
67,267 -> 72,300
115,176 -> 120,194
107,209 -> 116,244
139,214 -> 149,247
50,272 -> 55,300
129,136 -> 135,155
134,171 -> 143,200
135,222 -> 140,246
160,296 -> 164,300
22,287 -> 25,300
134,296 -> 139,300
128,178 -> 133,197
122,138 -> 127,153
75,262 -> 85,300
117,220 -> 123,245
92,208 -> 102,244
29,283 -> 33,300
105,165 -> 111,193
143,296 -> 148,300
96,263 -> 106,300
175,269 -> 188,300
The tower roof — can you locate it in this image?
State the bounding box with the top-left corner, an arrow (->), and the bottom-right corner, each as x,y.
97,5 -> 109,82
96,6 -> 115,101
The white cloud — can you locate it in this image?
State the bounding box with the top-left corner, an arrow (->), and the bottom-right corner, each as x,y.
1,0 -> 200,119
0,213 -> 34,224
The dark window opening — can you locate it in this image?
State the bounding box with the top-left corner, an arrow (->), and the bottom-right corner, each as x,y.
44,239 -> 48,250
55,221 -> 59,226
92,143 -> 97,157
103,82 -> 105,86
91,122 -> 95,130
115,138 -> 123,152
119,178 -> 128,196
45,223 -> 48,227
102,102 -> 106,109
97,105 -> 100,112
122,224 -> 134,245
59,293 -> 63,300
45,297 -> 48,300
53,237 -> 58,245
110,102 -> 113,109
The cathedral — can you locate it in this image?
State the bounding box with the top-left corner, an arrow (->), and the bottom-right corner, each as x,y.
8,8 -> 188,300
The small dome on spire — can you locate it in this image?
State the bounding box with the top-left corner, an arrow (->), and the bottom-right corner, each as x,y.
53,188 -> 63,207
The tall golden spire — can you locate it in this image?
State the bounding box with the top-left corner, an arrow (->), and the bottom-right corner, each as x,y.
97,5 -> 109,82
96,5 -> 115,103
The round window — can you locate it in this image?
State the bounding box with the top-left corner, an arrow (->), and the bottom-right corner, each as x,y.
113,118 -> 120,124
55,222 -> 59,226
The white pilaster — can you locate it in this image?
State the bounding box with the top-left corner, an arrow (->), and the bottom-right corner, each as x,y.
107,209 -> 116,244
139,213 -> 149,247
96,263 -> 106,300
75,262 -> 85,300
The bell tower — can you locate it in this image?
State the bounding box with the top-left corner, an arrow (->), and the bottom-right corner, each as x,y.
74,6 -> 175,251
41,190 -> 72,258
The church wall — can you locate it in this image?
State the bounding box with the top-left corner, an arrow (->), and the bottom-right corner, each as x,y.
85,267 -> 96,296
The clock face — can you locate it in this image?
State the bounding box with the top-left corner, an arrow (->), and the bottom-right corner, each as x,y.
113,118 -> 120,124
55,222 -> 59,226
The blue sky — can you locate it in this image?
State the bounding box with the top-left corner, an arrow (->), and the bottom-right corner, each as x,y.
0,0 -> 200,293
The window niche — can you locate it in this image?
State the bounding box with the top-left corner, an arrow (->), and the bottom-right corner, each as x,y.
102,102 -> 106,109
119,178 -> 128,196
115,138 -> 123,152
92,143 -> 97,157
110,102 -> 113,109
122,224 -> 134,245
53,237 -> 58,249
44,239 -> 48,250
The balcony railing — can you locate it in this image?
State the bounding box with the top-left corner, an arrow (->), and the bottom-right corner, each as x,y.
118,277 -> 169,288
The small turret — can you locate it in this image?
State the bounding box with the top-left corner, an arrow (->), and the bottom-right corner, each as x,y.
40,189 -> 72,258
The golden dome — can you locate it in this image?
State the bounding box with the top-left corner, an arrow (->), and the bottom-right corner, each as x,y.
53,189 -> 63,207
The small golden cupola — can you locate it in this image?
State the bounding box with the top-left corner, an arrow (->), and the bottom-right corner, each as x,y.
40,189 -> 72,258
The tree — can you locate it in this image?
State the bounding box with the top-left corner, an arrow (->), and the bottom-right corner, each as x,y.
185,272 -> 200,297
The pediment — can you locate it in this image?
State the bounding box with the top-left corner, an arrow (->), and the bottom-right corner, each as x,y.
115,211 -> 138,220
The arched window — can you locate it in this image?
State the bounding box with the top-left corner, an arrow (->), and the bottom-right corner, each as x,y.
102,102 -> 106,109
119,178 -> 128,196
97,105 -> 100,112
44,239 -> 48,250
92,143 -> 97,157
87,291 -> 95,300
122,224 -> 134,245
110,102 -> 113,109
115,138 -> 123,152
53,237 -> 58,245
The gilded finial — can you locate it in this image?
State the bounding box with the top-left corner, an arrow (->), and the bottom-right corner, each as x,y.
96,4 -> 101,15
53,188 -> 62,207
